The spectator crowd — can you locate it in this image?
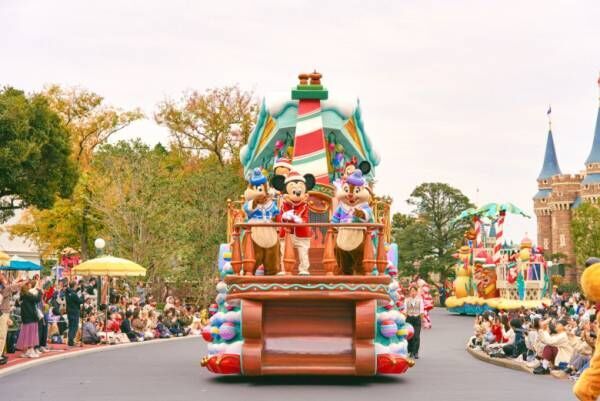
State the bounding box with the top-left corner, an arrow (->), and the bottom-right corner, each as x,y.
0,271 -> 207,365
468,285 -> 597,380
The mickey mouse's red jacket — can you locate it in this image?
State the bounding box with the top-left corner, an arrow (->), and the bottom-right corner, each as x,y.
277,200 -> 311,238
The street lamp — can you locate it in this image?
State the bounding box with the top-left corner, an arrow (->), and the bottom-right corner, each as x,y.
94,238 -> 106,255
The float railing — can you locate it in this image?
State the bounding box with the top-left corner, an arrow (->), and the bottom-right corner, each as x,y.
230,222 -> 386,276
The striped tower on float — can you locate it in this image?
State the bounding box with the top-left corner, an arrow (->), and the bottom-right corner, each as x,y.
473,216 -> 482,248
493,211 -> 506,264
290,71 -> 330,184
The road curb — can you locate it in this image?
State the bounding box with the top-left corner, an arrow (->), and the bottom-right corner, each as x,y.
0,336 -> 197,379
466,346 -> 534,374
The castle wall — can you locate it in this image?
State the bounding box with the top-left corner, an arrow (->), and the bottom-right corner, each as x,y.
536,212 -> 552,253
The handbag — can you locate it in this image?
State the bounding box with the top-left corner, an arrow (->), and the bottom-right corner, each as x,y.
36,307 -> 44,321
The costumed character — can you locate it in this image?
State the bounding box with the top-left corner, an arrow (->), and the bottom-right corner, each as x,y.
416,278 -> 434,329
272,170 -> 316,275
473,250 -> 499,299
273,157 -> 293,177
452,246 -> 472,298
242,168 -> 280,275
342,157 -> 371,181
331,170 -> 373,275
333,159 -> 371,210
574,257 -> 600,401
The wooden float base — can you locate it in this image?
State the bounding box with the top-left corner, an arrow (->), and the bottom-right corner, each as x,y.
225,275 -> 391,376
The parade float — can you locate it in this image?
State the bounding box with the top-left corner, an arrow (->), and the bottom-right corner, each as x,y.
200,72 -> 415,376
445,203 -> 552,315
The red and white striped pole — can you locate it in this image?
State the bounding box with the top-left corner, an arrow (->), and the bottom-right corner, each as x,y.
291,72 -> 330,185
493,211 -> 506,264
474,216 -> 482,248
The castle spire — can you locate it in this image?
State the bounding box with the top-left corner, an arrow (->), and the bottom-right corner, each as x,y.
584,74 -> 600,165
537,125 -> 562,181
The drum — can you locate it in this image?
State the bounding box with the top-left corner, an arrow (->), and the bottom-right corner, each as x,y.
251,226 -> 278,248
336,228 -> 365,251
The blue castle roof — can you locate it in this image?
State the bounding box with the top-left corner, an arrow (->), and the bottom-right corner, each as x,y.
585,104 -> 600,165
537,130 -> 561,180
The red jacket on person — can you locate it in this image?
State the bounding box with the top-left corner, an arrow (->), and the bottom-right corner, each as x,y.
277,200 -> 311,238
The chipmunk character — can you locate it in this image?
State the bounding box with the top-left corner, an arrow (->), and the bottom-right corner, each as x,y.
273,157 -> 293,177
242,168 -> 280,275
272,170 -> 316,275
333,159 -> 372,210
331,170 -> 373,275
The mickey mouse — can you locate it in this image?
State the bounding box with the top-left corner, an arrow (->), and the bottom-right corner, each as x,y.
271,170 -> 316,275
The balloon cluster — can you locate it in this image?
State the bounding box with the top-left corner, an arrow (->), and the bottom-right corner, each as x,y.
374,299 -> 413,357
219,249 -> 234,279
373,276 -> 418,357
201,280 -> 243,357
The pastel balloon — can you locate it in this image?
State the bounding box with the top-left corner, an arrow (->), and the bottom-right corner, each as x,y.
216,281 -> 228,294
219,322 -> 237,341
380,320 -> 398,338
202,326 -> 213,342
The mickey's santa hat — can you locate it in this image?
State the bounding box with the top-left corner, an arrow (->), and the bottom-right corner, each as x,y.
284,170 -> 305,184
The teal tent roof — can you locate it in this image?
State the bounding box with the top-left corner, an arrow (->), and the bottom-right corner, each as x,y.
537,130 -> 561,180
239,96 -> 380,180
585,104 -> 600,165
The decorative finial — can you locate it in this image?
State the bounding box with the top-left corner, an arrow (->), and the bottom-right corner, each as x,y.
547,104 -> 552,131
298,73 -> 309,85
309,71 -> 322,85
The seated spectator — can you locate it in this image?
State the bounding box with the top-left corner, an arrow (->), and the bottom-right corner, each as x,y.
564,320 -> 595,378
165,309 -> 183,336
155,315 -> 172,338
525,317 -> 543,362
534,319 -> 574,375
120,310 -> 143,342
502,319 -> 527,359
131,309 -> 146,341
106,312 -> 122,333
164,296 -> 175,311
82,315 -> 102,345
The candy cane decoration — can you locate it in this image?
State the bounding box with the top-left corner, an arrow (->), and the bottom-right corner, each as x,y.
493,211 -> 506,264
473,216 -> 482,248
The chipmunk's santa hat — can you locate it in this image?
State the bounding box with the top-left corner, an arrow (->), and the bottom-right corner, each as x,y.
274,157 -> 293,171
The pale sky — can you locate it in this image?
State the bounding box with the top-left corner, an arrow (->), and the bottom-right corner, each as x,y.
2,0 -> 600,243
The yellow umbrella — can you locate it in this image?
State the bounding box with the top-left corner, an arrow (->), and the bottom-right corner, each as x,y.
72,255 -> 146,332
72,255 -> 146,277
0,251 -> 10,267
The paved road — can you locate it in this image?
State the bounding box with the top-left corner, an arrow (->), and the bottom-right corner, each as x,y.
1,309 -> 574,401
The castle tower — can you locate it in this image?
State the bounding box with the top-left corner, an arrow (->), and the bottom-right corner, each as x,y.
533,128 -> 561,254
581,76 -> 600,202
548,173 -> 582,282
